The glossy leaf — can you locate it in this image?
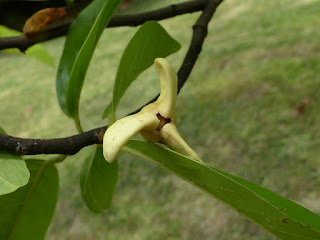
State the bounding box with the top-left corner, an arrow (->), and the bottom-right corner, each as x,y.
80,145 -> 118,213
0,25 -> 55,66
124,140 -> 320,240
102,21 -> 181,119
56,0 -> 123,118
0,159 -> 59,240
0,158 -> 30,196
0,127 -> 30,196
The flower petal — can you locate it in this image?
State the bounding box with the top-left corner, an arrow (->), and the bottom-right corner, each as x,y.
160,122 -> 203,163
103,112 -> 160,163
140,58 -> 177,118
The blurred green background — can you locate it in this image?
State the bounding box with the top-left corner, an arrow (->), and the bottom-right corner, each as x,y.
0,0 -> 320,239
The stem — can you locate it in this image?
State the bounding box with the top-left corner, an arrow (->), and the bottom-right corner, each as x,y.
108,106 -> 116,127
0,0 -> 207,51
74,115 -> 84,133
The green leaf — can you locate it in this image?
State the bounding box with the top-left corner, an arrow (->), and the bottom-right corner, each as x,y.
124,140 -> 320,240
0,127 -> 30,196
102,21 -> 181,119
80,145 -> 118,213
0,158 -> 30,196
0,25 -> 55,66
0,160 -> 59,240
56,0 -> 123,118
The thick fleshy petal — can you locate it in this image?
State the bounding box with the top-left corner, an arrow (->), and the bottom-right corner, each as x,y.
103,112 -> 160,163
159,123 -> 203,163
140,58 -> 177,118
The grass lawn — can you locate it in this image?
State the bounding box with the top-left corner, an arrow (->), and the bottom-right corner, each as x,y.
1,0 -> 320,239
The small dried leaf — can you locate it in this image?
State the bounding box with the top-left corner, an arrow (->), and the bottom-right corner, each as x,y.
23,7 -> 67,35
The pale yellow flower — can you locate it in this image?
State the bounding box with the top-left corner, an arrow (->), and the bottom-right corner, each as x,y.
103,58 -> 202,163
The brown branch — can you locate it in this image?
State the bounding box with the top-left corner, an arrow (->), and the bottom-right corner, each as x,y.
178,0 -> 224,91
0,0 -> 224,156
0,127 -> 106,155
0,0 -> 207,52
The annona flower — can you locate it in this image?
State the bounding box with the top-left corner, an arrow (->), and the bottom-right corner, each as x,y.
103,58 -> 202,163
